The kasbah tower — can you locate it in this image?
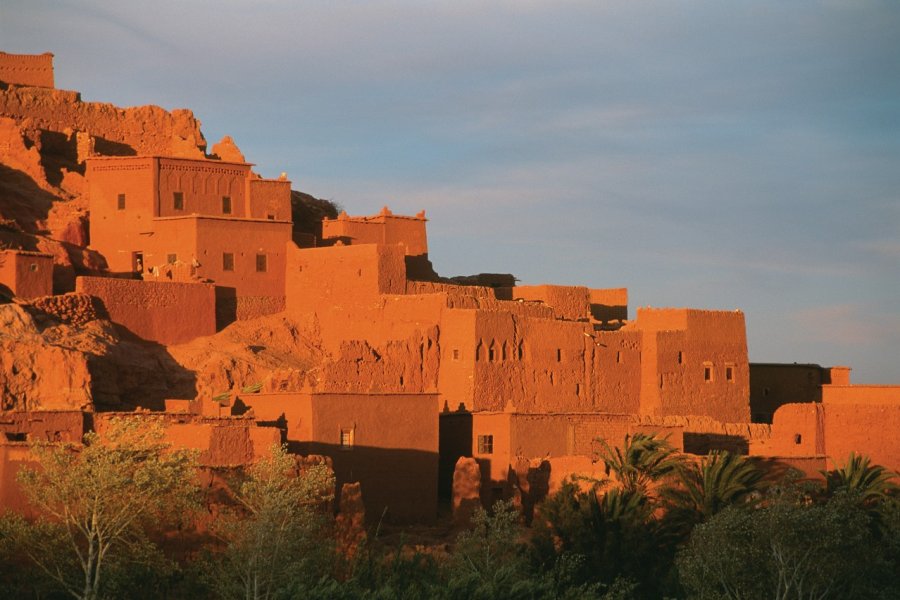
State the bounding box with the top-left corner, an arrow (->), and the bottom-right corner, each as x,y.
1,51 -> 898,524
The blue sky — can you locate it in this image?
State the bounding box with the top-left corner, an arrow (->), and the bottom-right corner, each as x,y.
3,1 -> 899,382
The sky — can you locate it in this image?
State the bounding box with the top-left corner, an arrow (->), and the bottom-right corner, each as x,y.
2,0 -> 899,382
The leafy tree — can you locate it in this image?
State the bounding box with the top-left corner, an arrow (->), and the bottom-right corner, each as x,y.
593,433 -> 682,498
822,452 -> 898,505
663,450 -> 763,537
202,444 -> 336,600
678,492 -> 898,600
11,417 -> 199,600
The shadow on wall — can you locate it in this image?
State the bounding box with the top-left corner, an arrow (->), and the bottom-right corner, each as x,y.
683,433 -> 749,455
82,307 -> 198,411
215,286 -> 237,330
439,410 -> 473,499
286,441 -> 439,525
0,163 -> 58,231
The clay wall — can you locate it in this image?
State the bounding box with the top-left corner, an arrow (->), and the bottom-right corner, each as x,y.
0,410 -> 85,443
285,243 -> 407,317
820,399 -> 900,473
0,250 -> 53,299
86,157 -> 158,273
92,413 -> 278,467
821,384 -> 900,405
754,403 -> 825,457
590,287 -> 628,325
138,216 -> 199,273
407,280 -> 497,301
322,211 -> 428,257
590,328 -> 643,414
636,308 -> 750,423
0,443 -> 40,516
76,276 -> 215,344
0,86 -> 206,159
157,158 -> 250,218
0,52 -> 54,88
507,285 -> 592,321
247,178 -> 291,221
240,392 -> 439,523
749,363 -> 828,423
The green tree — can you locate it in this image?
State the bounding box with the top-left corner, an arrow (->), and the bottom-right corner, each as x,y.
202,444 -> 335,600
594,433 -> 682,498
822,452 -> 898,505
10,417 -> 199,600
663,450 -> 763,537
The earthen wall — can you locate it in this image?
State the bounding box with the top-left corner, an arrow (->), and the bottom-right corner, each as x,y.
509,285 -> 592,321
0,52 -> 54,88
157,159 -> 250,218
749,363 -> 828,423
76,276 -> 215,344
247,178 -> 291,221
0,250 -> 53,299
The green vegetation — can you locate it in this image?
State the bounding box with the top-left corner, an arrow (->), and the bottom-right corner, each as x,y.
1,432 -> 898,599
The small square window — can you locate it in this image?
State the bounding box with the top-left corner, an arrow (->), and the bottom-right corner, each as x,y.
222,252 -> 235,271
29,263 -> 39,272
222,195 -> 232,214
340,428 -> 354,450
117,193 -> 126,210
794,434 -> 802,445
173,191 -> 184,210
704,364 -> 713,382
726,365 -> 734,382
477,434 -> 494,455
166,253 -> 177,265
267,214 -> 275,220
255,254 -> 267,272
452,349 -> 460,360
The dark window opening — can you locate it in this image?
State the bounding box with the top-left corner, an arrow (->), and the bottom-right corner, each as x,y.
659,374 -> 664,389
117,193 -> 126,210
576,383 -> 581,396
794,434 -> 802,445
256,254 -> 267,272
517,344 -> 524,360
452,349 -> 460,360
5,432 -> 26,442
704,365 -> 713,382
267,214 -> 275,220
556,348 -> 562,362
677,351 -> 683,364
488,346 -> 496,362
29,263 -> 38,272
726,366 -> 734,382
166,253 -> 177,265
616,351 -> 622,364
173,191 -> 184,210
399,375 -> 404,386
223,252 -> 235,271
477,434 -> 494,455
222,195 -> 232,214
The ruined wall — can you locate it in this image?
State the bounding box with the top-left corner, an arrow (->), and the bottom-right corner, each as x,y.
26,292 -> 100,326
0,250 -> 53,299
637,308 -> 750,423
508,285 -> 592,321
590,287 -> 628,325
77,276 -> 215,345
0,86 -> 206,159
0,52 -> 54,88
0,410 -> 85,443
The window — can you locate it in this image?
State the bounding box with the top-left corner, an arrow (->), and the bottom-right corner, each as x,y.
222,195 -> 232,214
173,191 -> 184,210
517,343 -> 524,360
166,253 -> 177,265
452,349 -> 460,360
5,432 -> 26,442
222,252 -> 235,271
616,351 -> 622,364
477,434 -> 494,455
726,365 -> 735,382
703,363 -> 713,382
29,263 -> 38,272
556,348 -> 562,362
575,383 -> 581,396
794,434 -> 802,445
267,214 -> 275,220
340,428 -> 354,450
117,193 -> 126,210
677,351 -> 683,365
488,345 -> 496,362
255,254 -> 267,272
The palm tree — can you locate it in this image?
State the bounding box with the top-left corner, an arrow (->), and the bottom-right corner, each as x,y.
663,450 -> 764,537
822,453 -> 898,505
593,432 -> 682,498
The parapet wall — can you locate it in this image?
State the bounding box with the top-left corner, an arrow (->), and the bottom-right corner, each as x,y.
77,276 -> 215,345
0,52 -> 54,88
